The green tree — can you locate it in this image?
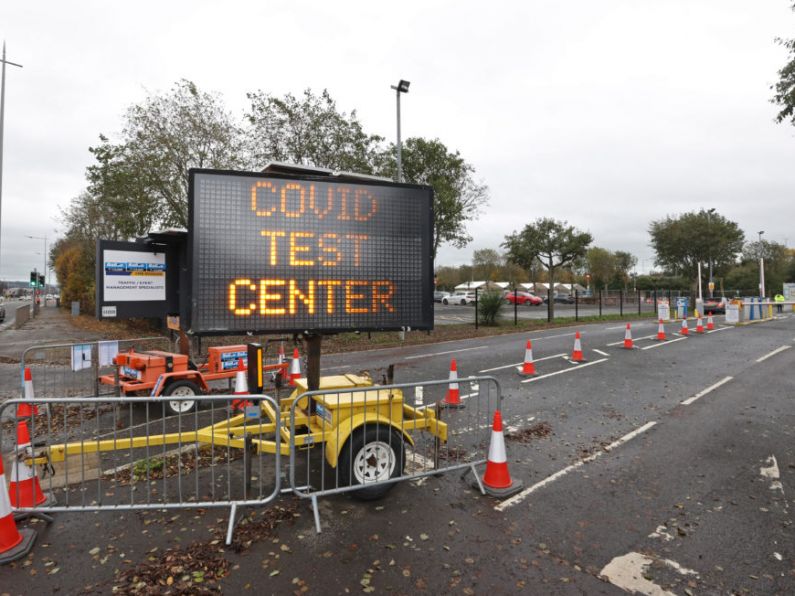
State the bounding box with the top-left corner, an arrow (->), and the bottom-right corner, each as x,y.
381,138 -> 488,259
585,247 -> 617,290
244,88 -> 384,173
472,248 -> 503,281
772,2 -> 795,125
613,250 -> 638,291
649,210 -> 744,281
502,218 -> 592,316
87,79 -> 244,230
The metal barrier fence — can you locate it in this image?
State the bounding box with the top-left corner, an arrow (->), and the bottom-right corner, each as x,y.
288,376 -> 501,532
19,336 -> 173,399
0,395 -> 281,544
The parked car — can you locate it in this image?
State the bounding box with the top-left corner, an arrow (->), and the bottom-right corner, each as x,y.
443,291 -> 477,305
0,298 -> 5,323
542,293 -> 575,304
433,291 -> 451,303
701,297 -> 726,314
504,291 -> 543,306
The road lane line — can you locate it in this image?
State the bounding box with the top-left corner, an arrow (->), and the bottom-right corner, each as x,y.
605,326 -> 625,330
680,376 -> 733,405
755,345 -> 791,363
479,353 -> 565,373
404,346 -> 486,360
592,349 -> 609,356
495,421 -> 657,510
606,334 -> 655,346
641,336 -> 687,350
521,358 -> 608,383
706,326 -> 732,334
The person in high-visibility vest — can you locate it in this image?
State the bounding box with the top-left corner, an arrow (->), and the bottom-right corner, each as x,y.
774,293 -> 785,313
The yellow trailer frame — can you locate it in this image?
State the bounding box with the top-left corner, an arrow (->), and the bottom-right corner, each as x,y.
32,374 -> 448,470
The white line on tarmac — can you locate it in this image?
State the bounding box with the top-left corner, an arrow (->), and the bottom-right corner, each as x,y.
520,358 -> 608,383
404,346 -> 486,360
592,349 -> 609,356
680,376 -> 733,405
605,326 -> 625,330
641,336 -> 687,350
495,421 -> 657,511
756,345 -> 791,363
478,353 -> 565,373
606,334 -> 655,346
706,326 -> 732,334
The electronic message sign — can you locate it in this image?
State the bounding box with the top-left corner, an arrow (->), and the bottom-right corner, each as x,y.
188,169 -> 434,335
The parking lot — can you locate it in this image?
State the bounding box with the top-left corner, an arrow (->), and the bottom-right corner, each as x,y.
2,312 -> 793,593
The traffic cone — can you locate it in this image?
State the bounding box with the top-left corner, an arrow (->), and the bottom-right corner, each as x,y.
570,331 -> 586,362
289,348 -> 302,387
442,358 -> 464,408
518,340 -> 538,376
8,457 -> 51,509
0,456 -> 36,564
655,319 -> 667,341
15,419 -> 31,451
230,358 -> 251,412
623,323 -> 635,349
17,368 -> 38,418
706,314 -> 715,331
680,318 -> 689,336
696,315 -> 705,334
277,341 -> 285,365
480,410 -> 523,497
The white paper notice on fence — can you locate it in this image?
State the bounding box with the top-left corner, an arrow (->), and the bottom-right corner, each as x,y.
71,344 -> 92,371
98,341 -> 119,367
658,304 -> 671,322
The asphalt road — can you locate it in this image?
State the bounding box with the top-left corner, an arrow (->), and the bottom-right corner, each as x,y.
0,298 -> 32,331
2,314 -> 794,593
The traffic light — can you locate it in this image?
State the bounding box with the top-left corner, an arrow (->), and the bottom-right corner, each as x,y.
29,271 -> 36,287
38,274 -> 45,288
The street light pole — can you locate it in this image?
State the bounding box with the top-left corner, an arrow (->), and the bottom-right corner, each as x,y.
757,231 -> 765,298
706,208 -> 715,298
390,79 -> 410,183
0,42 -> 23,282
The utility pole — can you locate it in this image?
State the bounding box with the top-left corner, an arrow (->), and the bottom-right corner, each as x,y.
0,42 -> 23,282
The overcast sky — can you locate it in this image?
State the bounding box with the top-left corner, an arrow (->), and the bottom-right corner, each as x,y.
1,0 -> 794,283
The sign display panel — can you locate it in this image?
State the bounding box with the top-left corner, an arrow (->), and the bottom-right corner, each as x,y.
188,170 -> 433,334
103,249 -> 166,302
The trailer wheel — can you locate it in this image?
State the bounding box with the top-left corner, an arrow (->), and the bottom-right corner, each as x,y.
163,380 -> 200,415
339,425 -> 405,501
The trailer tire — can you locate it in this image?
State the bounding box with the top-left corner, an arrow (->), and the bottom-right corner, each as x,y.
339,425 -> 405,501
163,380 -> 200,416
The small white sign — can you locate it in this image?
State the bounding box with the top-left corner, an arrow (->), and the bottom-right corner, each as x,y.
658,304 -> 671,322
725,303 -> 740,324
71,344 -> 92,372
98,340 -> 120,367
101,305 -> 117,318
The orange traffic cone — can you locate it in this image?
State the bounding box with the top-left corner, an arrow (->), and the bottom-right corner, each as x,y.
706,314 -> 715,331
17,368 -> 38,419
0,456 -> 36,564
15,419 -> 31,451
480,410 -> 523,497
289,348 -> 302,387
442,358 -> 464,408
570,331 -> 586,362
680,318 -> 689,336
655,319 -> 667,341
230,358 -> 251,412
277,341 -> 286,365
518,340 -> 538,376
623,323 -> 635,349
8,456 -> 50,509
695,315 -> 705,334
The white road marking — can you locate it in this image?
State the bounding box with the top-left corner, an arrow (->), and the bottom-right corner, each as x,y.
592,349 -> 609,356
478,353 -> 565,373
706,326 -> 732,334
404,345 -> 486,360
456,415 -> 536,436
600,552 -> 698,596
760,455 -> 784,495
648,525 -> 674,542
755,345 -> 791,363
680,376 -> 733,406
606,334 -> 655,346
495,421 -> 656,511
520,358 -> 608,383
605,325 -> 625,330
641,336 -> 687,350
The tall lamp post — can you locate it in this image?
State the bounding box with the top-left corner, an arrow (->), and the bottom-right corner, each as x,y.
706,208 -> 715,297
27,234 -> 47,292
390,79 -> 410,182
757,231 -> 765,297
0,43 -> 23,281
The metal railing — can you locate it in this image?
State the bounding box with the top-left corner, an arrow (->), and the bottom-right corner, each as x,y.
18,337 -> 173,400
1,394 -> 282,544
288,376 -> 501,532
